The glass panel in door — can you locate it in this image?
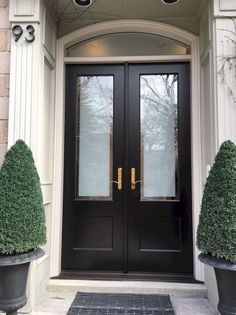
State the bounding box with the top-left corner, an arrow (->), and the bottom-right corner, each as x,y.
76,76 -> 113,200
140,74 -> 178,200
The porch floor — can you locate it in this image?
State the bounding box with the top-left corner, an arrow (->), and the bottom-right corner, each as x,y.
29,280 -> 218,315
30,292 -> 218,315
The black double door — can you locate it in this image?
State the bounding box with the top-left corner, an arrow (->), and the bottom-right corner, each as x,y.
62,63 -> 193,274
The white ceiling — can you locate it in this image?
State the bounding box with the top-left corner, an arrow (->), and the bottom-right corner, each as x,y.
47,0 -> 206,37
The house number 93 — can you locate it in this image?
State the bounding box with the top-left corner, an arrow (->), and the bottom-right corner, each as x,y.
12,25 -> 35,43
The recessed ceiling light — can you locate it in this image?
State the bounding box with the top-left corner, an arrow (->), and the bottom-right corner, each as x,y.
73,0 -> 93,7
161,0 -> 179,4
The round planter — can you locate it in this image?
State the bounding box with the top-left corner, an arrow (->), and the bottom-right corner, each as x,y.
199,253 -> 236,315
0,248 -> 44,315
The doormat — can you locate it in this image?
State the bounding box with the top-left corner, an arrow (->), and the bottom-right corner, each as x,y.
67,292 -> 175,315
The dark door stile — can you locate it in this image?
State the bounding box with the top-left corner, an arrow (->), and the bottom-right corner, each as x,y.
62,65 -> 126,270
62,63 -> 193,275
127,64 -> 192,272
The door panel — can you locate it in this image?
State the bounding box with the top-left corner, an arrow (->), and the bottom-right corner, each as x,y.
62,63 -> 192,274
127,64 -> 192,272
62,65 -> 125,270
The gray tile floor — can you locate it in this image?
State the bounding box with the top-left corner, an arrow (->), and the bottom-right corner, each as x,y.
171,297 -> 218,315
30,292 -> 218,315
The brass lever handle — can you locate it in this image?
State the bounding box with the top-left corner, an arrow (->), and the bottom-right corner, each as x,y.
131,167 -> 141,190
112,167 -> 122,190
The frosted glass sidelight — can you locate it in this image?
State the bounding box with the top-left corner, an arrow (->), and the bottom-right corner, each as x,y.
140,74 -> 178,200
76,76 -> 113,199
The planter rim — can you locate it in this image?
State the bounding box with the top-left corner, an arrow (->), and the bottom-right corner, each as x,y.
198,252 -> 236,271
0,248 -> 44,266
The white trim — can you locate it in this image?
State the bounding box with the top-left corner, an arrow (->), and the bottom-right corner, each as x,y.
64,55 -> 192,64
213,0 -> 236,17
191,36 -> 204,281
9,0 -> 40,22
60,19 -> 195,49
51,19 -> 203,281
50,38 -> 65,277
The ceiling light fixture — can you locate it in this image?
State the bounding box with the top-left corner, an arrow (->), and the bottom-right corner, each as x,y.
161,0 -> 179,4
73,0 -> 93,7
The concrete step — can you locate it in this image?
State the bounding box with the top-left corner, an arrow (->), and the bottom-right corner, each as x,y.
47,279 -> 207,298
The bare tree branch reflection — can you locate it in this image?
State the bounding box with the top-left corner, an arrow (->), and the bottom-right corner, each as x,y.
141,74 -> 178,198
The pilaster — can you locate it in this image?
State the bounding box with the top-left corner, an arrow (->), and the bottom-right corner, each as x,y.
8,0 -> 42,158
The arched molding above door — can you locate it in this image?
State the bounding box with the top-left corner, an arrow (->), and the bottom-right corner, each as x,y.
51,19 -> 203,282
60,19 -> 196,49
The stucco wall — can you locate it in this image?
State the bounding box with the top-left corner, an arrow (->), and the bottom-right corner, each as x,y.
0,0 -> 9,165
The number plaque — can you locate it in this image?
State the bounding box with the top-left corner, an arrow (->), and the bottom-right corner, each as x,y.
12,25 -> 36,43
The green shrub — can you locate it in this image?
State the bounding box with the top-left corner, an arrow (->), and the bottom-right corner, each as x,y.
0,140 -> 46,254
197,140 -> 236,262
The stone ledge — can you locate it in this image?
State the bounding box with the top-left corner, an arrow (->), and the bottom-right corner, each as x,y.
47,279 -> 207,298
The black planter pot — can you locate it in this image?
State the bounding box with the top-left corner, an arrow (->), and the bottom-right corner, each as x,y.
0,248 -> 44,315
199,253 -> 236,315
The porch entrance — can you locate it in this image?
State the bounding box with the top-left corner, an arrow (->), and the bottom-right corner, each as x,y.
62,63 -> 193,274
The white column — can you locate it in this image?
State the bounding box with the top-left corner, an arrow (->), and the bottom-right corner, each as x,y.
8,0 -> 42,158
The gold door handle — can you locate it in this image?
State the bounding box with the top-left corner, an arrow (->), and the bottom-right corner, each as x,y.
112,167 -> 122,190
131,167 -> 141,190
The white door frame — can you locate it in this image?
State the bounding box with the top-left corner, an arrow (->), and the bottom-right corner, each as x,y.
51,19 -> 203,281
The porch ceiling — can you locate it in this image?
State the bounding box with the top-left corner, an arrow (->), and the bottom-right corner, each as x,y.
47,0 -> 206,38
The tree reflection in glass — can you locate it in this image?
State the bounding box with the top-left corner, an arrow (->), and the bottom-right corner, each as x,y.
140,74 -> 178,200
76,76 -> 113,199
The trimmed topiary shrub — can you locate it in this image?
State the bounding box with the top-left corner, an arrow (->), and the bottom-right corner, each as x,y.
0,140 -> 46,254
197,140 -> 236,263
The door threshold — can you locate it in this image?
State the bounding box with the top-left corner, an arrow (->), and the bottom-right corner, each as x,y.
48,277 -> 206,298
54,270 -> 200,284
